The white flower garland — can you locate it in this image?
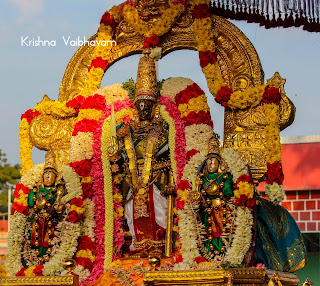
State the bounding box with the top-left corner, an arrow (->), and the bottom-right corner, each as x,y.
59,164 -> 83,204
92,83 -> 130,104
174,208 -> 200,270
265,182 -> 285,205
69,132 -> 94,162
80,198 -> 96,239
42,221 -> 80,276
20,163 -> 45,189
161,77 -> 195,101
6,213 -> 27,275
184,124 -> 213,152
220,147 -> 249,182
69,265 -> 91,281
182,152 -> 206,183
224,207 -> 253,265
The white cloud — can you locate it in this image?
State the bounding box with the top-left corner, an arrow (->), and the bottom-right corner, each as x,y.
8,0 -> 44,22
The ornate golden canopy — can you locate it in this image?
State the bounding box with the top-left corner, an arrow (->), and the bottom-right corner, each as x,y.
32,9 -> 294,183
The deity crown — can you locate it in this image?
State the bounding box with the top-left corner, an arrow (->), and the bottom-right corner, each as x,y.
207,134 -> 221,161
135,49 -> 158,103
44,149 -> 58,174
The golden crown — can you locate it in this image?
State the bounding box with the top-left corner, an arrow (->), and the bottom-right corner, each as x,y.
208,134 -> 221,160
44,149 -> 58,174
135,49 -> 157,103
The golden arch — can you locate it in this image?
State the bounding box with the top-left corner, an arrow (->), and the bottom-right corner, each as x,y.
55,15 -> 294,182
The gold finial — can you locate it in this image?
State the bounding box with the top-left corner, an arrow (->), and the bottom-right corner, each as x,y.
44,148 -> 58,174
135,49 -> 158,103
268,273 -> 283,286
62,259 -> 77,275
267,72 -> 286,95
302,278 -> 314,286
208,134 -> 220,157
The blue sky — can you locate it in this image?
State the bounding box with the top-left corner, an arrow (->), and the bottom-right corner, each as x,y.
0,0 -> 319,165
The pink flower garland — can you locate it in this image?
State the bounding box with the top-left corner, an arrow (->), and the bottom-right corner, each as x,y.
80,113 -> 105,286
159,96 -> 187,184
81,98 -> 133,285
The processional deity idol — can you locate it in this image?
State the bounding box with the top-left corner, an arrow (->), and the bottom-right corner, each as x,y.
4,0 -> 311,284
107,50 -> 175,258
7,149 -> 84,277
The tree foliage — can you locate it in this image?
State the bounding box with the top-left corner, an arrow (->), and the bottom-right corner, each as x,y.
0,150 -> 21,211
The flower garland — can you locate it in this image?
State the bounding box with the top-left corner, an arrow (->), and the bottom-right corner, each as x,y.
160,77 -> 214,270
42,221 -> 80,276
122,1 -> 186,37
6,213 -> 27,275
67,16 -> 123,279
33,96 -> 76,118
7,163 -> 83,277
224,207 -> 253,265
76,84 -> 133,285
191,0 -> 284,203
19,110 -> 41,174
100,107 -> 132,267
262,88 -> 285,204
173,207 -> 201,270
159,99 -> 187,183
220,148 -> 254,265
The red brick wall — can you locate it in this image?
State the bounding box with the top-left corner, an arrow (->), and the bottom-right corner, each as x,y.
280,190 -> 320,232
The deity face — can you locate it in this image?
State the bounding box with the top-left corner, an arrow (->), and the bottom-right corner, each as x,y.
135,99 -> 154,122
43,169 -> 57,187
137,0 -> 171,22
206,157 -> 220,174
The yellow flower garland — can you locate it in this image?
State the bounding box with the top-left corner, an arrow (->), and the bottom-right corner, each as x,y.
264,103 -> 282,164
178,95 -> 210,117
192,0 -> 282,181
19,118 -> 33,175
77,109 -> 103,121
122,3 -> 185,37
101,107 -> 132,268
34,98 -> 75,118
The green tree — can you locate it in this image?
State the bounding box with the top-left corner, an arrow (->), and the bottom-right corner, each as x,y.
0,150 -> 21,212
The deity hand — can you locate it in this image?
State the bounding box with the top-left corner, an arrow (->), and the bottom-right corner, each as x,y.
54,185 -> 65,214
160,171 -> 175,197
107,136 -> 120,160
189,189 -> 202,210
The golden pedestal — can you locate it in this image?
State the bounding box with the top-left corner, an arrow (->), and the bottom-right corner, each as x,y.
0,269 -> 300,286
0,274 -> 79,286
143,268 -> 300,286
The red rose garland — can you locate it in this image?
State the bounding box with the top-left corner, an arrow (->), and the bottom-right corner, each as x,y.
215,86 -> 233,108
265,161 -> 284,185
88,57 -> 109,73
262,86 -> 281,105
192,3 -> 211,19
100,12 -> 116,31
21,109 -> 41,124
144,34 -> 161,49
199,51 -> 217,68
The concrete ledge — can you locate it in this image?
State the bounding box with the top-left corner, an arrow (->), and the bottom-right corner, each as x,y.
280,135 -> 320,144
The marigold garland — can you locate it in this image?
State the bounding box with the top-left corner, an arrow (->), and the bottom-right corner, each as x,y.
33,97 -> 76,118
122,2 -> 186,37
19,117 -> 35,175
191,1 -> 284,204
